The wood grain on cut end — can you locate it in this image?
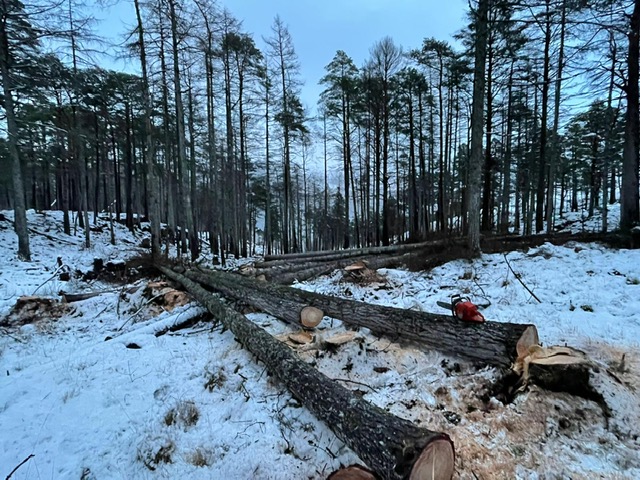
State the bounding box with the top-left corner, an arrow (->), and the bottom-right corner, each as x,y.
327,464 -> 378,479
300,306 -> 324,328
409,438 -> 455,480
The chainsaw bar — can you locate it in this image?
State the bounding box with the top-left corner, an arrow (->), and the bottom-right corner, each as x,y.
436,299 -> 491,310
436,301 -> 454,310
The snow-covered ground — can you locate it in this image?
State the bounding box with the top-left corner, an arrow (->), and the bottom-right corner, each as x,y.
1,209 -> 639,479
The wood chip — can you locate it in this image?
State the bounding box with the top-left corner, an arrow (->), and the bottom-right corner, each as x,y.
344,261 -> 368,271
289,331 -> 314,344
325,331 -> 357,345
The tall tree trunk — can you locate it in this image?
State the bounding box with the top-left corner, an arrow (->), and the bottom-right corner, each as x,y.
536,0 -> 552,233
499,61 -> 515,233
546,0 -> 567,234
621,0 -> 640,231
125,102 -> 134,231
0,16 -> 30,260
134,0 -> 161,259
467,0 -> 489,255
481,43 -> 494,232
168,0 -> 197,259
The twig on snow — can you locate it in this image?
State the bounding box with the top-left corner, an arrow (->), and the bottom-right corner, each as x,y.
0,327 -> 26,344
503,253 -> 542,303
330,377 -> 377,392
5,453 -> 34,480
32,263 -> 69,295
117,292 -> 166,331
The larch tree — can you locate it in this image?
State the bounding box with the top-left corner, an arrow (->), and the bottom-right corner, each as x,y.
264,15 -> 303,253
319,50 -> 359,249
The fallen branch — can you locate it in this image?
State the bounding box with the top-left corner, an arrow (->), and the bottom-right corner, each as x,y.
32,263 -> 70,295
116,292 -> 166,331
503,253 -> 542,303
5,454 -> 34,480
158,265 -> 455,480
154,311 -> 212,337
62,290 -> 116,303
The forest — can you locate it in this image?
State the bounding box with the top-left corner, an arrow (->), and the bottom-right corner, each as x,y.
1,0 -> 639,262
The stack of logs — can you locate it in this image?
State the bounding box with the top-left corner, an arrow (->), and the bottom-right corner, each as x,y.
155,232 -> 638,479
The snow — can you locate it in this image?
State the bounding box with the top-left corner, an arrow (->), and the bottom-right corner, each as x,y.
1,209 -> 640,479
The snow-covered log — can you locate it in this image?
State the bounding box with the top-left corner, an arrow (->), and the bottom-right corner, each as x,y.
158,265 -> 455,480
184,268 -> 534,368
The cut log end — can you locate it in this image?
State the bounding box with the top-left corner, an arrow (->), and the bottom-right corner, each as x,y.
409,438 -> 455,480
327,464 -> 378,479
300,306 -> 324,328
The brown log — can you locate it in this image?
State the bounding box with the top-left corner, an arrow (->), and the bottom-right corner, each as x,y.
185,268 -> 534,368
158,265 -> 455,480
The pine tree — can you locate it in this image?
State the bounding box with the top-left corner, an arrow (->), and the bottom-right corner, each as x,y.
0,0 -> 42,260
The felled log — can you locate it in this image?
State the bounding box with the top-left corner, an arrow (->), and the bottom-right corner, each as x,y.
262,239 -> 448,262
185,268 -> 534,368
272,254 -> 412,285
158,265 -> 455,480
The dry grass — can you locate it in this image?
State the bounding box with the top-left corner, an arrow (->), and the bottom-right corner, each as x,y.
137,437 -> 175,471
188,448 -> 211,467
164,400 -> 200,429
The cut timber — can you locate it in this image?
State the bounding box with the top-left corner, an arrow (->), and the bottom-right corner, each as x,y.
262,240 -> 445,262
185,268 -> 533,368
158,265 -> 455,480
300,306 -> 323,328
261,253 -> 411,285
328,465 -> 378,480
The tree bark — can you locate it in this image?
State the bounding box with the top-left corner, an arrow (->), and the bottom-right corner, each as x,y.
467,0 -> 489,255
0,12 -> 30,260
185,267 -> 535,368
134,0 -> 161,260
255,253 -> 412,284
158,266 -> 455,480
621,0 -> 640,231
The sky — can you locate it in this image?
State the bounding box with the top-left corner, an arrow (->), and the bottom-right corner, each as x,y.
96,0 -> 468,114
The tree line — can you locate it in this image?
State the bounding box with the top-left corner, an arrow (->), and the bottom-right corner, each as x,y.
1,0 -> 638,262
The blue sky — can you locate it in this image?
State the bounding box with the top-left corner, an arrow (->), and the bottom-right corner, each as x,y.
96,0 -> 467,113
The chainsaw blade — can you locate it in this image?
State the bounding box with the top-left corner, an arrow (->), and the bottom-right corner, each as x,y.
436,301 -> 453,310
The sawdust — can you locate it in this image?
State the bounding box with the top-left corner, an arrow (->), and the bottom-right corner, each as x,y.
1,296 -> 71,329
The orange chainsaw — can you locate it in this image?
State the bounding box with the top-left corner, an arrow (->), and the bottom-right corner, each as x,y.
436,294 -> 488,323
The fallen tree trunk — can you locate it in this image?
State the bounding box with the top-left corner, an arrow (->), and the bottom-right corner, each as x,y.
158,265 -> 455,480
267,254 -> 411,285
260,232 -> 629,281
261,239 -> 449,262
185,268 -> 534,368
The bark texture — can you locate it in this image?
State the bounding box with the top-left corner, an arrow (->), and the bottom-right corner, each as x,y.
158,265 -> 455,480
186,268 -> 534,368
